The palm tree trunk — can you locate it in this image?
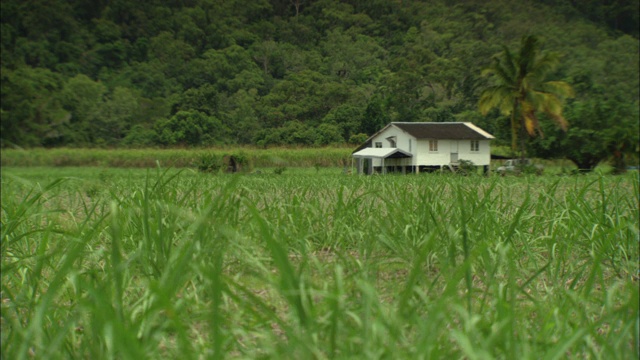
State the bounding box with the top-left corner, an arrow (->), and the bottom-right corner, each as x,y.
520,124 -> 527,161
510,99 -> 519,153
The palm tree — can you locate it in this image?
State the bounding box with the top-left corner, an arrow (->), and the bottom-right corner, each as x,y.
479,35 -> 574,154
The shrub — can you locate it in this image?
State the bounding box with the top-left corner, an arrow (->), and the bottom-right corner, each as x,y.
122,125 -> 156,147
313,123 -> 344,145
457,159 -> 476,176
154,111 -> 228,146
195,153 -> 222,173
273,165 -> 286,175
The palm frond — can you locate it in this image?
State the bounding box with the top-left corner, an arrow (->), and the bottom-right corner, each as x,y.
521,101 -> 540,136
528,51 -> 560,80
548,112 -> 568,131
541,81 -> 574,99
493,61 -> 517,88
541,95 -> 569,131
500,46 -> 517,80
480,68 -> 496,77
482,56 -> 516,87
479,86 -> 515,115
518,35 -> 540,74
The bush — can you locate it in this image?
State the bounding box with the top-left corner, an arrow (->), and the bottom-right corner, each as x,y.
273,165 -> 286,175
313,123 -> 344,145
253,121 -> 346,147
195,153 -> 222,173
122,125 -> 156,147
457,159 -> 476,176
154,111 -> 228,146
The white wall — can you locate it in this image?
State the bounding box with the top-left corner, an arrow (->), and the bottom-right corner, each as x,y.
370,126 -> 414,152
366,125 -> 492,167
415,139 -> 451,165
415,139 -> 491,166
456,139 -> 491,166
370,125 -> 417,166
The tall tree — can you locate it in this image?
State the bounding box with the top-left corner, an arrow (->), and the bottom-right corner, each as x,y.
478,35 -> 574,153
529,92 -> 639,172
0,66 -> 68,147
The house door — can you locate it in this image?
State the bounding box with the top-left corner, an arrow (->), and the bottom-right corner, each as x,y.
450,141 -> 459,163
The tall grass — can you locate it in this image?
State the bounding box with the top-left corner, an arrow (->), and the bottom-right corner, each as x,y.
1,168 -> 638,359
0,147 -> 354,168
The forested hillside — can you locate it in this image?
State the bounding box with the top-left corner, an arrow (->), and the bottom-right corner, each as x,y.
1,0 -> 638,158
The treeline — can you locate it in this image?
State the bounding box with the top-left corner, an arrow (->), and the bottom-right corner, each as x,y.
1,0 -> 638,158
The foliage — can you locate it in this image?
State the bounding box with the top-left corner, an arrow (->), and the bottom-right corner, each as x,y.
121,125 -> 156,148
223,151 -> 252,172
154,110 -> 228,147
529,90 -> 640,173
0,147 -> 354,168
273,165 -> 287,174
1,167 -> 638,358
0,67 -> 67,147
348,133 -> 369,145
479,35 -> 574,153
360,95 -> 390,136
195,152 -> 222,173
456,159 -> 477,176
254,120 -> 345,147
0,0 -> 637,154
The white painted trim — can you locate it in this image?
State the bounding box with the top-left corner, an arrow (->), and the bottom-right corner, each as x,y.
464,122 -> 495,139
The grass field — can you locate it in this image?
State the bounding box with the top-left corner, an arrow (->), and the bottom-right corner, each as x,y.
0,147 -> 611,174
1,166 -> 638,359
0,147 -> 355,169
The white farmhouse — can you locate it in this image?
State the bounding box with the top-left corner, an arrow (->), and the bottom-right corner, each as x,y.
352,122 -> 495,174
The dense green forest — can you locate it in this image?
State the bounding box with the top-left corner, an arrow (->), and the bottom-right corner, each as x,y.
1,0 -> 638,168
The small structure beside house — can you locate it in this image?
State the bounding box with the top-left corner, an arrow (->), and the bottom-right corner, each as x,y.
352,122 -> 495,174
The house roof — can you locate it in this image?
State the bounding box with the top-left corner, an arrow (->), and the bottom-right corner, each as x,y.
352,147 -> 412,159
392,122 -> 495,140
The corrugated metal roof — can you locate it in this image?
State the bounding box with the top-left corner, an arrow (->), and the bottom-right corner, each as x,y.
392,122 -> 495,140
352,147 -> 413,158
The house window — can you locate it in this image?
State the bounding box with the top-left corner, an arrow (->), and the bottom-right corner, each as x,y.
429,140 -> 438,152
375,142 -> 382,148
386,136 -> 397,148
471,140 -> 479,152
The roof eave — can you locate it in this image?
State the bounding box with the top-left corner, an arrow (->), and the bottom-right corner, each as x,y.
352,148 -> 413,159
463,122 -> 495,139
